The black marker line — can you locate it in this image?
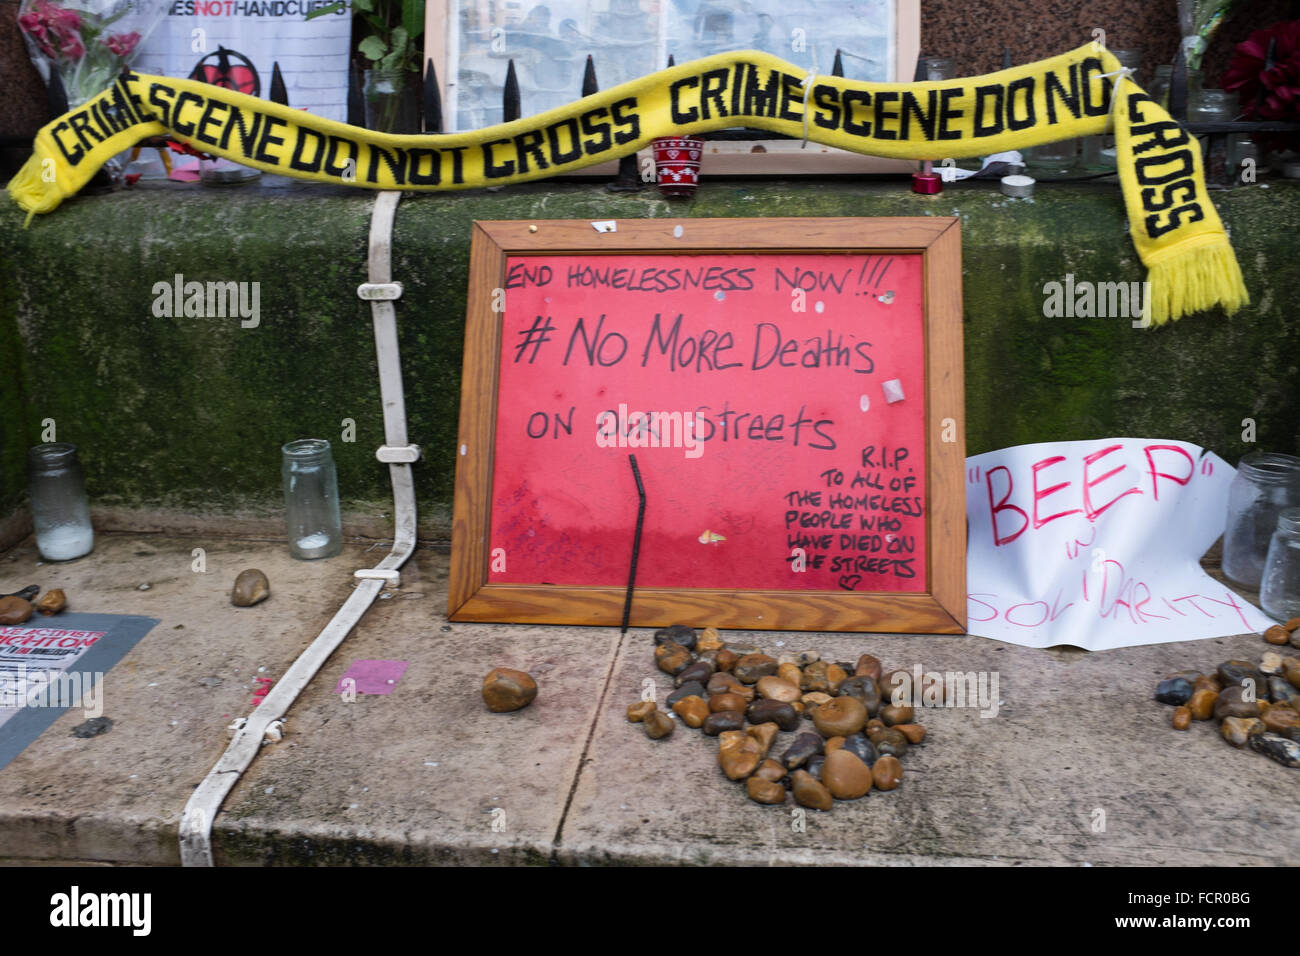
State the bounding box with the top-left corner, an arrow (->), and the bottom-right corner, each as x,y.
621,453 -> 646,635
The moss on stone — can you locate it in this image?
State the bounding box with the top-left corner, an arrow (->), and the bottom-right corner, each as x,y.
0,176 -> 1296,536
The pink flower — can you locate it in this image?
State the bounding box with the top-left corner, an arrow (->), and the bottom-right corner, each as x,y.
58,33 -> 84,60
103,31 -> 141,58
18,0 -> 86,62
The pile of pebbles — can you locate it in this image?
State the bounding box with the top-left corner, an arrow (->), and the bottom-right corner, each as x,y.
629,624 -> 926,810
1155,617 -> 1300,768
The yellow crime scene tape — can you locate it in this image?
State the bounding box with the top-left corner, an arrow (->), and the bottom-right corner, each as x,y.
7,43 -> 1247,325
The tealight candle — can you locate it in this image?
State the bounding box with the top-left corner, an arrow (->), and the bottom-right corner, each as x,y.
1000,174 -> 1035,198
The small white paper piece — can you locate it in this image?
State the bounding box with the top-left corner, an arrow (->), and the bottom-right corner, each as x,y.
937,150 -> 1025,182
882,379 -> 905,404
591,220 -> 617,233
965,438 -> 1272,650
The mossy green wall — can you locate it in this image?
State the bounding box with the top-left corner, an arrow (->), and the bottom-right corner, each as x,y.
1,178 -> 1296,540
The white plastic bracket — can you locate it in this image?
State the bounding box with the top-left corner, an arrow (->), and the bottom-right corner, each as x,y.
376,444 -> 420,463
358,281 -> 403,300
355,568 -> 401,587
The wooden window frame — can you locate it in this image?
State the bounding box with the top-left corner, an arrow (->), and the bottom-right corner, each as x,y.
424,0 -> 920,177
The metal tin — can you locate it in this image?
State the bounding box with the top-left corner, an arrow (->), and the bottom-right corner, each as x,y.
1000,174 -> 1035,198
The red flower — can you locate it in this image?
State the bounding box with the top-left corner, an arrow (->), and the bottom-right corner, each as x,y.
17,0 -> 85,63
1223,19 -> 1300,123
103,31 -> 141,58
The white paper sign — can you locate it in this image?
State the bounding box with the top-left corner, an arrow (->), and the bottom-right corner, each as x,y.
133,1 -> 352,122
965,438 -> 1271,649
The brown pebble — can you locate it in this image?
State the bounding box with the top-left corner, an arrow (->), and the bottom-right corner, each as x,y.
1259,700 -> 1273,715
812,696 -> 867,738
802,691 -> 833,710
746,721 -> 779,760
821,749 -> 873,799
777,662 -> 803,686
753,758 -> 786,783
696,627 -> 724,652
626,700 -> 656,723
644,710 -> 675,739
896,723 -> 927,744
1285,660 -> 1300,691
880,703 -> 915,726
34,588 -> 66,616
481,667 -> 538,713
1193,675 -> 1222,693
1262,705 -> 1300,733
825,663 -> 849,693
672,695 -> 709,728
718,730 -> 762,780
1172,706 -> 1191,730
716,648 -> 739,672
790,769 -> 833,811
1187,688 -> 1218,721
706,672 -> 752,699
655,642 -> 693,676
855,654 -> 882,681
1285,617 -> 1300,633
865,718 -> 886,735
702,711 -> 745,736
799,660 -> 834,692
756,675 -> 801,703
872,754 -> 903,791
709,692 -> 747,714
824,735 -> 846,754
0,596 -> 32,625
1220,716 -> 1263,747
231,569 -> 270,607
732,653 -> 778,684
1265,625 -> 1291,645
1214,685 -> 1261,720
745,775 -> 786,804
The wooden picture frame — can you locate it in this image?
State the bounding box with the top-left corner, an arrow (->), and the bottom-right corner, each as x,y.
449,217 -> 965,633
424,0 -> 920,176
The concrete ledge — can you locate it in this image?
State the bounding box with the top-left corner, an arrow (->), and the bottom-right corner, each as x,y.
0,531 -> 1295,867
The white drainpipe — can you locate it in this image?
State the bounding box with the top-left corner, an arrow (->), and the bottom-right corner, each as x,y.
179,191 -> 419,866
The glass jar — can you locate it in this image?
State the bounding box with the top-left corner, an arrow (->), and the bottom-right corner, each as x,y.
922,57 -> 955,82
282,439 -> 343,560
1188,88 -> 1236,166
364,69 -> 420,134
1222,452 -> 1300,590
1027,137 -> 1078,175
1261,508 -> 1300,621
27,443 -> 94,561
1081,50 -> 1142,170
1149,65 -> 1173,109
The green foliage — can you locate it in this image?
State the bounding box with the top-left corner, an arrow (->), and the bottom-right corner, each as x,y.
352,0 -> 423,74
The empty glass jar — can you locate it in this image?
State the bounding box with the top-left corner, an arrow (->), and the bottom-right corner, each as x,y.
1222,452 -> 1300,590
282,439 -> 343,560
28,443 -> 94,561
1261,508 -> 1300,621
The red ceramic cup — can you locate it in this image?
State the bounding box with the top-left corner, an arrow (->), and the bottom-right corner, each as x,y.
653,137 -> 704,198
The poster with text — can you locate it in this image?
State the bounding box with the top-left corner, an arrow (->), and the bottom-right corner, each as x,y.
133,0 -> 352,122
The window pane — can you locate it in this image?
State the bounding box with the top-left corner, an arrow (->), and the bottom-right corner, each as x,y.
449,0 -> 896,131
